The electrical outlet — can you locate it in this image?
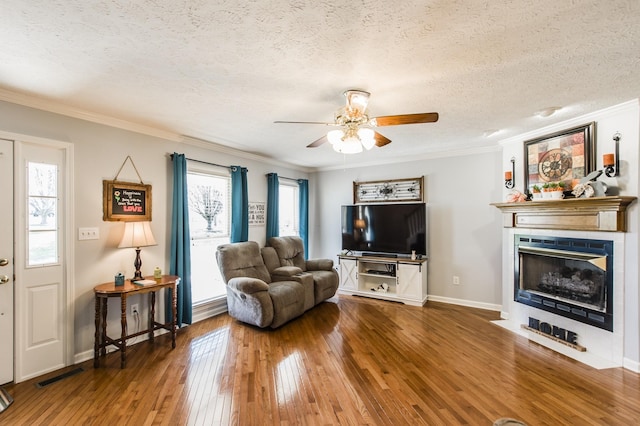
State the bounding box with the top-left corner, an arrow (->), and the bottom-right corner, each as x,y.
131,303 -> 139,316
78,227 -> 99,240
453,276 -> 460,285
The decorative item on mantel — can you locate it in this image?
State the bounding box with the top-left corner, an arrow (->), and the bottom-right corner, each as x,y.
572,170 -> 607,198
505,190 -> 527,203
603,131 -> 621,178
504,157 -> 515,189
523,122 -> 595,198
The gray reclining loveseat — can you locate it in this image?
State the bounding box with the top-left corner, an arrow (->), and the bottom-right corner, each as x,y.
216,240 -> 338,328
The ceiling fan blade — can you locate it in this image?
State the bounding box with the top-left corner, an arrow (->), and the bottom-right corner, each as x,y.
374,132 -> 392,147
307,135 -> 329,148
274,120 -> 335,125
372,112 -> 439,126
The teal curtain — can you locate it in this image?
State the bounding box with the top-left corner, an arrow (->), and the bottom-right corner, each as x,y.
230,166 -> 248,242
167,153 -> 192,326
298,179 -> 309,258
266,173 -> 279,240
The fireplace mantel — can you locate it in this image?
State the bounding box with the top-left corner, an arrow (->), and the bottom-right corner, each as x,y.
492,196 -> 637,232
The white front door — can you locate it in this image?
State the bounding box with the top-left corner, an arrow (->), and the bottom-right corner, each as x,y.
14,141 -> 68,382
0,139 -> 14,385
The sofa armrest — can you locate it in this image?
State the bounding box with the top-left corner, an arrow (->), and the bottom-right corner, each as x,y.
306,258 -> 334,271
272,266 -> 304,278
227,277 -> 270,294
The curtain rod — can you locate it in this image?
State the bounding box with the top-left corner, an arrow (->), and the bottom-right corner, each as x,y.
170,154 -> 246,172
266,173 -> 304,182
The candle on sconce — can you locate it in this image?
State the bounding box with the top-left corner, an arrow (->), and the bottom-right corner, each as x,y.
603,153 -> 615,167
504,171 -> 513,180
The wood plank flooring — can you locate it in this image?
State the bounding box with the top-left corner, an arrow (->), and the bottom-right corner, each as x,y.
1,296 -> 640,425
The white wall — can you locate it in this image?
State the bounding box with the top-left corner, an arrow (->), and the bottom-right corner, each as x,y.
312,149 -> 504,309
0,100 -> 309,360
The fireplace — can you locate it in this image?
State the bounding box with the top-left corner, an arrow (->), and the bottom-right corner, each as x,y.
514,235 -> 614,331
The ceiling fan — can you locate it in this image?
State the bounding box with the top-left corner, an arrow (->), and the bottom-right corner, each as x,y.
274,89 -> 439,154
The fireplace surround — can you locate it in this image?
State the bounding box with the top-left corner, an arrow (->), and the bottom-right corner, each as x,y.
493,196 -> 636,367
514,235 -> 614,331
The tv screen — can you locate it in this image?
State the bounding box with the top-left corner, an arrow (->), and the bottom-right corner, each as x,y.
341,203 -> 427,256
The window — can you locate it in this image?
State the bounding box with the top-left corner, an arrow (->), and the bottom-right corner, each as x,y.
27,162 -> 58,266
279,182 -> 299,236
187,168 -> 230,304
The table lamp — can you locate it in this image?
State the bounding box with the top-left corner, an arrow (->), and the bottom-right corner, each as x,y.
118,221 -> 157,281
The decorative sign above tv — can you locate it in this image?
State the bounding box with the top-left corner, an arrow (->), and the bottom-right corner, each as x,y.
353,176 -> 424,204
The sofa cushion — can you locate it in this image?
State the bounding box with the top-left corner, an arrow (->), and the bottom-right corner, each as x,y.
216,241 -> 272,283
268,281 -> 306,328
260,246 -> 281,273
268,236 -> 307,271
308,270 -> 339,304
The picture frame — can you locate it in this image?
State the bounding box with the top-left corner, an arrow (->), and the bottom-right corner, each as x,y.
523,122 -> 596,196
353,176 -> 424,204
103,180 -> 152,221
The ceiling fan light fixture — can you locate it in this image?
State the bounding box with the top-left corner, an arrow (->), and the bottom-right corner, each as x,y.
344,90 -> 370,116
334,135 -> 363,154
327,129 -> 344,145
358,128 -> 376,150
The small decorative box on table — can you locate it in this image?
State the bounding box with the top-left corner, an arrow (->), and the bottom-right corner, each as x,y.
93,274 -> 180,368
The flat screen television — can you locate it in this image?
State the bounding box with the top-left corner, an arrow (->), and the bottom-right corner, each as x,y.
341,203 -> 427,257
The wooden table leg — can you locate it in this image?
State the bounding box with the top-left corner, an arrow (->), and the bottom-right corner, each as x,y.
149,291 -> 155,342
94,295 -> 100,367
120,294 -> 127,368
171,286 -> 177,349
100,298 -> 107,357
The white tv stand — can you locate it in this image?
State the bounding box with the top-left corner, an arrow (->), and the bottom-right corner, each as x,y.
338,254 -> 428,306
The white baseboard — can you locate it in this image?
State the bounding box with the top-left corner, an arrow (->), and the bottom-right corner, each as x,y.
623,357 -> 640,373
428,295 -> 502,312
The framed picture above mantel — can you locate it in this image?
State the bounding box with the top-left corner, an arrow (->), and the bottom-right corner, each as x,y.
523,122 -> 596,196
353,177 -> 424,204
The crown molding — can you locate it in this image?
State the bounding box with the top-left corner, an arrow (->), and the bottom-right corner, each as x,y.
0,88 -> 313,173
0,88 -> 182,142
499,99 -> 639,147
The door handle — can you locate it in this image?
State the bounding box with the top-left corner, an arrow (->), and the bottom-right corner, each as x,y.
0,275 -> 9,284
0,259 -> 7,267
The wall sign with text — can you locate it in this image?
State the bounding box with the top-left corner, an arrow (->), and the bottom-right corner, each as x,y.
103,180 -> 152,222
248,202 -> 265,226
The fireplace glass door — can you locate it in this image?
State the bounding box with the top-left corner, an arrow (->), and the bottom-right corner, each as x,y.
514,235 -> 613,331
518,247 -> 606,312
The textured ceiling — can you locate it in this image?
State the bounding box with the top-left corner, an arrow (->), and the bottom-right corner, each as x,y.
1,1 -> 639,169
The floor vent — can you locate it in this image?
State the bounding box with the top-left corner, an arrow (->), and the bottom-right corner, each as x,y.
36,367 -> 84,388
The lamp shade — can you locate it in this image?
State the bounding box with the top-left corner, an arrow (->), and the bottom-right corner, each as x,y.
118,221 -> 157,249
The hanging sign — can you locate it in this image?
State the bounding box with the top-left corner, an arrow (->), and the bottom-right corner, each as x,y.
103,155 -> 152,222
103,180 -> 152,222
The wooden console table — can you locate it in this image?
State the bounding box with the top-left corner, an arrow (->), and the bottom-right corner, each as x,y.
94,275 -> 180,368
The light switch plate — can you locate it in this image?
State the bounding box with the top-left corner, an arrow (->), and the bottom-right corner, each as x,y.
78,227 -> 99,240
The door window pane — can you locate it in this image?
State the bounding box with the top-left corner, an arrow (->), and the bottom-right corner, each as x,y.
188,171 -> 230,304
27,162 -> 58,266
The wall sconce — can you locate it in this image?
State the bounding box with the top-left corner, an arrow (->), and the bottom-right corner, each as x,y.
504,157 -> 515,189
603,132 -> 620,178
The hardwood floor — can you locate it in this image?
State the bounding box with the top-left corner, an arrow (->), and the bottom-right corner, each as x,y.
2,296 -> 640,425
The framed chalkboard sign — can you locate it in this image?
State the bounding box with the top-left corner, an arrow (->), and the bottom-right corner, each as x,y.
103,180 -> 152,221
